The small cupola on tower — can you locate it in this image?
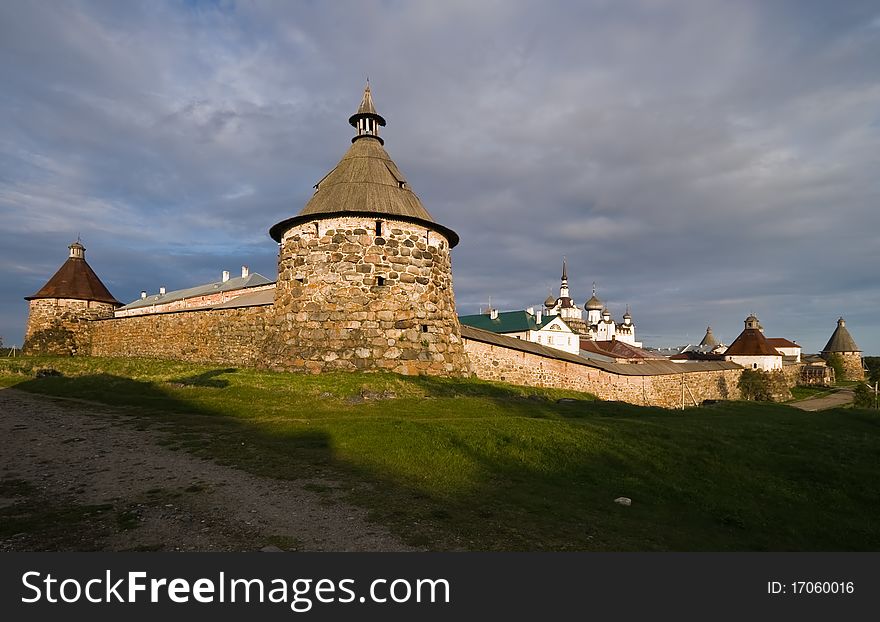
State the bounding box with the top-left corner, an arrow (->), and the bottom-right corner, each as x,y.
744,314 -> 760,330
622,306 -> 632,326
349,81 -> 387,145
68,239 -> 85,259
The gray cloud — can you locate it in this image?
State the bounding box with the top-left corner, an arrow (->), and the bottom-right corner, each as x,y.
1,0 -> 878,354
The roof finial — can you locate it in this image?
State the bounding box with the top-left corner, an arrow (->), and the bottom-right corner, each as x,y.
592,281 -> 597,296
561,256 -> 568,281
349,81 -> 386,144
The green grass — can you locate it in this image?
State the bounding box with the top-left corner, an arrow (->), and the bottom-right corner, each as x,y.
2,356 -> 880,551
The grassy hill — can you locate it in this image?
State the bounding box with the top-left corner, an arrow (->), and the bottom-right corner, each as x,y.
2,356 -> 879,551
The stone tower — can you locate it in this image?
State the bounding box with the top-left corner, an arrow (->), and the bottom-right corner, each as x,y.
24,240 -> 121,355
821,317 -> 864,381
699,326 -> 719,348
266,84 -> 469,376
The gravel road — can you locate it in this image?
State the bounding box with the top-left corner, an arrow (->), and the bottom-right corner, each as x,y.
0,387 -> 414,552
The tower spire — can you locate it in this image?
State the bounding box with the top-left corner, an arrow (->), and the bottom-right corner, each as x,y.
559,257 -> 570,299
349,81 -> 386,145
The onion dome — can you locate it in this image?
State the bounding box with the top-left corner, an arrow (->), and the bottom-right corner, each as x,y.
584,282 -> 602,311
584,295 -> 602,310
544,294 -> 557,308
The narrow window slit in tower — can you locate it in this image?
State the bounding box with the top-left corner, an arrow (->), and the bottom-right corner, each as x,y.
377,276 -> 385,286
375,220 -> 382,236
421,324 -> 429,333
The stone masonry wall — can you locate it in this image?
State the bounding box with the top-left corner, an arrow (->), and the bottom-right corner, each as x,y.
463,337 -> 744,408
267,216 -> 469,376
838,353 -> 865,381
90,306 -> 270,366
24,298 -> 117,356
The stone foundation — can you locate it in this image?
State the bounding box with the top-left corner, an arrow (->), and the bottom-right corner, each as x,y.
267,216 -> 468,376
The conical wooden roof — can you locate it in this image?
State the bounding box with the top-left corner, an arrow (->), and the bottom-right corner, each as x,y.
26,243 -> 120,305
270,87 -> 458,246
699,326 -> 718,347
822,318 -> 860,353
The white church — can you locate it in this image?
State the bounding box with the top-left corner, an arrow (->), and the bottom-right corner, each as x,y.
541,259 -> 642,347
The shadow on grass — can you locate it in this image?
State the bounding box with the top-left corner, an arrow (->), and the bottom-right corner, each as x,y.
170,368 -> 238,388
7,369 -> 880,551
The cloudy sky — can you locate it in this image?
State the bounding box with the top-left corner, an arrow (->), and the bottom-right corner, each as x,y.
1,0 -> 878,353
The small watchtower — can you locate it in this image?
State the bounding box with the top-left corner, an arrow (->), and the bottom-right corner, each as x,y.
266,84 -> 468,376
821,317 -> 864,381
23,239 -> 121,355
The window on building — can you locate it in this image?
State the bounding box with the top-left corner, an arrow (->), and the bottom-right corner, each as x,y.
377,276 -> 385,286
375,220 -> 382,236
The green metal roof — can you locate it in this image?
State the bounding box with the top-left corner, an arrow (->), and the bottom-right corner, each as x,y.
458,310 -> 563,334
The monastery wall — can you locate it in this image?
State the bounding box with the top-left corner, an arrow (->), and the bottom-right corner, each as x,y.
89,306 -> 270,366
268,216 -> 469,376
24,298 -> 117,356
463,337 -> 743,408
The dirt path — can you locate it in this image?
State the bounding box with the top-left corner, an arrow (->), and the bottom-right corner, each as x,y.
0,387 -> 415,552
789,388 -> 854,412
